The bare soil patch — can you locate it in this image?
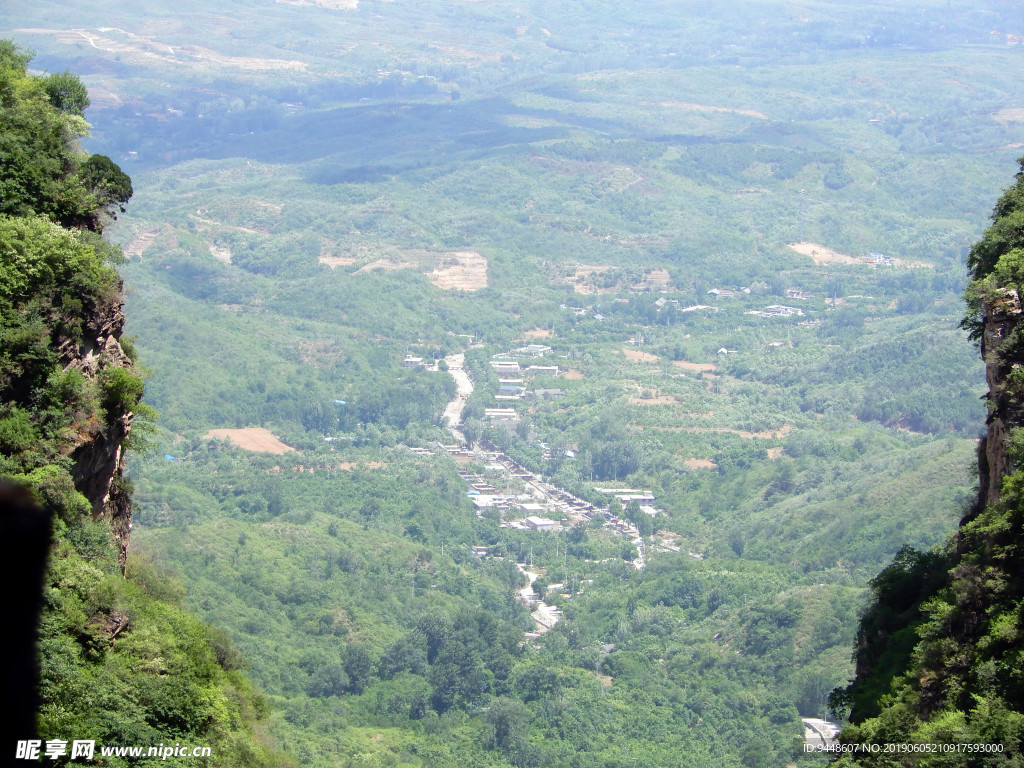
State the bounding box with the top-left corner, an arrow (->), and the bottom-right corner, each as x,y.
348,250 -> 488,290
189,214 -> 263,236
630,395 -> 676,405
685,458 -> 718,470
788,241 -> 932,269
788,241 -> 863,265
122,230 -> 160,258
209,244 -> 232,264
428,251 -> 488,291
18,28 -> 307,72
355,259 -> 419,274
563,264 -> 618,294
428,44 -> 501,63
620,349 -> 659,363
653,101 -> 769,120
204,428 -> 294,454
319,239 -> 357,268
319,255 -> 358,268
87,86 -> 122,108
523,328 -> 553,339
673,360 -> 717,373
994,108 -> 1024,123
644,268 -> 671,287
564,369 -> 585,380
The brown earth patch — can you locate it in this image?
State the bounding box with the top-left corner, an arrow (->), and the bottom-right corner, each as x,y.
347,250 -> 488,290
523,328 -> 553,339
336,461 -> 384,470
652,101 -> 769,120
319,255 -> 358,268
355,259 -> 419,274
620,349 -> 659,363
189,214 -> 264,236
428,251 -> 488,291
673,360 -> 717,373
209,244 -> 231,264
630,395 -> 676,405
122,230 -> 160,258
788,241 -> 863,265
205,428 -> 294,454
685,458 -> 718,469
766,448 -> 784,460
87,86 -> 122,108
645,268 -> 671,287
994,108 -> 1024,123
17,28 -> 307,72
560,264 -> 617,294
788,241 -> 932,269
564,369 -> 585,380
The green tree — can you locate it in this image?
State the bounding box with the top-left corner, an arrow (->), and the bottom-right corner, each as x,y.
43,71 -> 90,116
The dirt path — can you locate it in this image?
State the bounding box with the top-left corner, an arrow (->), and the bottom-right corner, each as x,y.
442,353 -> 473,442
515,563 -> 561,634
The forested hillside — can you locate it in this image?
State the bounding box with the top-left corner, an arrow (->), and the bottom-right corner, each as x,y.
0,44 -> 281,766
6,1 -> 1024,766
830,161 -> 1024,766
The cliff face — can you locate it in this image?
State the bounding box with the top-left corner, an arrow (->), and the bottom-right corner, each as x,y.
977,287 -> 1023,510
834,163 -> 1024,762
64,290 -> 136,570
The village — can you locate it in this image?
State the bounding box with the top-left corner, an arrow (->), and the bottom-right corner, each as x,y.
401,345 -> 676,633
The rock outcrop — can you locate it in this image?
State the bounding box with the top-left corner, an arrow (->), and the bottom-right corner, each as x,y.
64,287 -> 137,571
977,286 -> 1023,509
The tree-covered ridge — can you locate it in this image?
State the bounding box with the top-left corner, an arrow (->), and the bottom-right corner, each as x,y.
832,160 -> 1024,764
0,41 -> 130,231
0,43 -> 281,765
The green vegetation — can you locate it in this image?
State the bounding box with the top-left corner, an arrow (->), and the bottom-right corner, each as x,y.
0,45 -> 280,766
830,159 -> 1024,766
7,0 -> 1024,764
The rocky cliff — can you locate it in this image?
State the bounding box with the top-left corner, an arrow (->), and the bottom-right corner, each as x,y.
65,290 -> 137,571
977,286 -> 1023,510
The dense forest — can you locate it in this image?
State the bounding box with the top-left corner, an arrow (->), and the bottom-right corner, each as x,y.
6,0 -> 1024,766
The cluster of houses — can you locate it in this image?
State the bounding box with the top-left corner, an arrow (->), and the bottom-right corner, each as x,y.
747,304 -> 805,318
489,347 -> 564,401
561,304 -> 607,321
593,487 -> 662,520
447,440 -> 665,542
706,287 -> 752,299
442,441 -> 652,537
647,285 -> 824,322
653,298 -> 721,313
